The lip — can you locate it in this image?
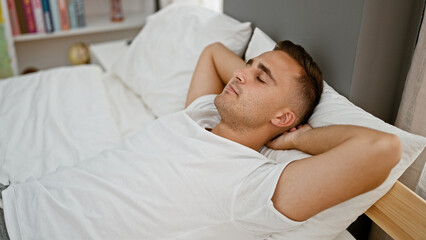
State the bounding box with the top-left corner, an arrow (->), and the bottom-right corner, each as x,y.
226,84 -> 239,95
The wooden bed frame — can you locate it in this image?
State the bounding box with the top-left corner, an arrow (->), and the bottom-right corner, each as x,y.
365,181 -> 426,239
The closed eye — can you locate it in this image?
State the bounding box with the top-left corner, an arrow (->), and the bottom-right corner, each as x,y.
257,76 -> 266,84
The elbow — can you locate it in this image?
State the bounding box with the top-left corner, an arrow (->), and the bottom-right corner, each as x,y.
206,42 -> 225,52
391,134 -> 402,166
364,133 -> 401,190
376,133 -> 401,175
209,42 -> 224,48
384,133 -> 402,168
201,42 -> 223,59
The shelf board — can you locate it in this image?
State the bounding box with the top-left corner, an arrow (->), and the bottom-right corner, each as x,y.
13,12 -> 149,42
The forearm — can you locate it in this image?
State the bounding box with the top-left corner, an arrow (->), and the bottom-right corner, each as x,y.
293,125 -> 401,162
208,42 -> 245,85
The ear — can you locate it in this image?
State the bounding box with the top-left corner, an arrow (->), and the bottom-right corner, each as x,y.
271,110 -> 296,128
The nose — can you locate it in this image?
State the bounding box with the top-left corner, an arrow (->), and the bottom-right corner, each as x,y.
234,66 -> 255,84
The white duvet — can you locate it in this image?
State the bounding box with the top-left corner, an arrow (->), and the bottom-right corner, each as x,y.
2,108 -> 301,240
0,65 -> 154,185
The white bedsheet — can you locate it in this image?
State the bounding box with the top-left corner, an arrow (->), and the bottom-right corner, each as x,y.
102,72 -> 155,139
0,65 -> 123,184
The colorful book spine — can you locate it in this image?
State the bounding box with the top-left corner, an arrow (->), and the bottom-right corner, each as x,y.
47,0 -> 58,31
73,0 -> 84,27
66,0 -> 76,28
14,0 -> 27,33
31,0 -> 44,33
6,0 -> 20,35
40,0 -> 52,32
22,0 -> 37,33
56,0 -> 69,30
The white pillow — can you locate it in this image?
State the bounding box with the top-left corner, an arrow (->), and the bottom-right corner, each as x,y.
247,28 -> 426,239
111,3 -> 252,117
245,28 -> 276,60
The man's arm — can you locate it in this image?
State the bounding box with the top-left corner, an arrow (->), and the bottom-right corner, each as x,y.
185,42 -> 245,107
267,125 -> 401,222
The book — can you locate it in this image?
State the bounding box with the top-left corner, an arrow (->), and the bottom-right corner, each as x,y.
47,0 -> 58,31
40,0 -> 52,32
66,0 -> 76,28
14,0 -> 27,33
31,0 -> 44,33
73,0 -> 84,27
56,0 -> 69,30
6,0 -> 20,35
22,0 -> 37,33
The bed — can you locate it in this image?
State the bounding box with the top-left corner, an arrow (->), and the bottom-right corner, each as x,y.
91,39 -> 426,240
1,2 -> 425,240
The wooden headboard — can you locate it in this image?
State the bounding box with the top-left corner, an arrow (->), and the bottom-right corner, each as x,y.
223,0 -> 423,123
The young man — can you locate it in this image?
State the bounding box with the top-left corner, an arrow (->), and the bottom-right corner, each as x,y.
0,41 -> 401,239
185,40 -> 401,221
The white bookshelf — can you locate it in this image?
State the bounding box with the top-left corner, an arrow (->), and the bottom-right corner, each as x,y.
4,0 -> 155,74
14,11 -> 150,42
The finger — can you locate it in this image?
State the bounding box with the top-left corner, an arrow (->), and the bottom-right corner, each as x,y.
297,125 -> 304,129
266,139 -> 277,149
289,127 -> 297,132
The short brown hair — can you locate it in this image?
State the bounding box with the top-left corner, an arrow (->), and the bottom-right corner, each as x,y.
274,40 -> 323,125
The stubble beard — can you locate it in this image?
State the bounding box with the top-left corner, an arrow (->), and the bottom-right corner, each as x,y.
214,94 -> 265,133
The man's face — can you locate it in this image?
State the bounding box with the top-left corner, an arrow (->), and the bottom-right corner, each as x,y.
214,50 -> 303,131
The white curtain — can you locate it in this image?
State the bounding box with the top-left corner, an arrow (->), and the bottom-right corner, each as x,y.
369,7 -> 426,240
394,12 -> 426,198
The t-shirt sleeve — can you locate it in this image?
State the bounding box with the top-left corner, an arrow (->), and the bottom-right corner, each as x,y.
232,162 -> 306,236
186,94 -> 217,111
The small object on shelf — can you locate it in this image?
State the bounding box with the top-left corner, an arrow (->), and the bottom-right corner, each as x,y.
110,0 -> 124,22
68,42 -> 90,65
22,67 -> 39,74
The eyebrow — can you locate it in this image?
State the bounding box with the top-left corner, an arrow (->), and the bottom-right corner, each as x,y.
247,58 -> 277,84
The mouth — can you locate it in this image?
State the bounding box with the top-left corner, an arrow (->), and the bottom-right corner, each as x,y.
225,84 -> 239,96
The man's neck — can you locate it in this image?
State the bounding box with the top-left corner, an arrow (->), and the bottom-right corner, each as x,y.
210,122 -> 272,151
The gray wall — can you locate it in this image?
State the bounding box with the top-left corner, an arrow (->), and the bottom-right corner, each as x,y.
224,0 -> 365,98
351,0 -> 424,122
224,0 -> 424,123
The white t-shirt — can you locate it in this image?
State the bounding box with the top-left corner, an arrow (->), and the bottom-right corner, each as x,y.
2,95 -> 304,239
